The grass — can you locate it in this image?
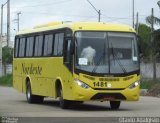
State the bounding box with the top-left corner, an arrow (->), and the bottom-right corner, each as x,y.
0,74 -> 12,87
140,79 -> 160,89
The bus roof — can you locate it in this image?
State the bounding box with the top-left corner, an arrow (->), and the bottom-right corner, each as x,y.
16,22 -> 136,35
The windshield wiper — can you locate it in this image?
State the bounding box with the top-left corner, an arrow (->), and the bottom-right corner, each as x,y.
110,43 -> 127,73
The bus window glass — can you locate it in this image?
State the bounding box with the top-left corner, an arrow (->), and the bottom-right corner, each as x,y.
54,34 -> 59,55
15,38 -> 19,57
108,32 -> 139,73
34,35 -> 43,57
44,34 -> 53,56
19,38 -> 25,57
75,32 -> 139,74
26,37 -> 34,57
38,35 -> 43,56
75,32 -> 108,73
57,33 -> 64,56
34,36 -> 39,56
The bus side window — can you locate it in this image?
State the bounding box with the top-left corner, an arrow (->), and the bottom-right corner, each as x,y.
19,38 -> 26,57
57,33 -> 64,56
15,38 -> 19,57
43,34 -> 53,56
26,37 -> 34,57
34,35 -> 43,57
54,34 -> 59,56
54,33 -> 64,56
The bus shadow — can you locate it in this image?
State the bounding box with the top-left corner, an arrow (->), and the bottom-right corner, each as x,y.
43,100 -> 60,107
68,103 -> 110,111
43,100 -> 130,111
18,100 -> 131,111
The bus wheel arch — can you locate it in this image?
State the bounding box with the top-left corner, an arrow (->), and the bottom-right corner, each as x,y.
25,77 -> 44,104
25,77 -> 30,87
55,79 -> 62,98
25,77 -> 31,93
55,79 -> 70,109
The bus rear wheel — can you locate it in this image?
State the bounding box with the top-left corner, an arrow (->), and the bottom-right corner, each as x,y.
26,81 -> 44,104
110,101 -> 121,110
59,86 -> 70,109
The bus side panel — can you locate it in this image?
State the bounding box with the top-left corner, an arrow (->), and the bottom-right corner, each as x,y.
13,57 -> 74,99
36,57 -> 73,99
13,59 -> 23,93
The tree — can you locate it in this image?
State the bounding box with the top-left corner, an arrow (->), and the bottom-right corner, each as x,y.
146,8 -> 160,59
138,23 -> 151,59
146,8 -> 159,80
146,16 -> 160,26
2,46 -> 13,75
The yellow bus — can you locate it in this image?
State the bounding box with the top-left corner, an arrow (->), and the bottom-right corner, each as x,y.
13,22 -> 140,109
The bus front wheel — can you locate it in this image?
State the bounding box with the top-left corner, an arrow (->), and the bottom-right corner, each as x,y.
110,101 -> 121,110
59,86 -> 70,109
26,81 -> 44,104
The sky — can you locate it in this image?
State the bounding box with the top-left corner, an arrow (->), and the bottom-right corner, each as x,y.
0,0 -> 160,42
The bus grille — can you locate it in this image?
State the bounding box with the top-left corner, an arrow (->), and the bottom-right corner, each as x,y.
91,93 -> 126,100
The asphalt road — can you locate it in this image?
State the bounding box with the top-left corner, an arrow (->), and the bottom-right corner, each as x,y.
0,86 -> 160,123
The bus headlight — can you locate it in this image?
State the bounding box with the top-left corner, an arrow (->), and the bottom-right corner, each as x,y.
74,79 -> 90,89
128,81 -> 140,89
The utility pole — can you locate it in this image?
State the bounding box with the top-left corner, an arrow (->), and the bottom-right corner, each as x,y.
0,1 -> 10,76
136,12 -> 139,33
132,0 -> 135,28
86,0 -> 101,22
1,1 -> 8,36
17,12 -> 21,31
7,0 -> 10,47
98,10 -> 101,22
151,8 -> 156,80
1,5 -> 3,36
0,5 -> 3,76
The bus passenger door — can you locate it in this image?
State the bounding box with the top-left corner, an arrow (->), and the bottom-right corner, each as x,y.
64,39 -> 72,71
63,39 -> 73,99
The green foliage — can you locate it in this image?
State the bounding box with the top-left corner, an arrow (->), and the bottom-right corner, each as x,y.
146,13 -> 160,59
2,46 -> 13,64
140,79 -> 160,89
146,16 -> 160,26
0,74 -> 12,87
138,23 -> 151,58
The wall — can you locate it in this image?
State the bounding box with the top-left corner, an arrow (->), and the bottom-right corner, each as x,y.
140,62 -> 160,79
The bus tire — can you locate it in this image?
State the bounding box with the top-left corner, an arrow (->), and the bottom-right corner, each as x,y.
110,101 -> 121,110
26,81 -> 44,104
59,86 -> 70,109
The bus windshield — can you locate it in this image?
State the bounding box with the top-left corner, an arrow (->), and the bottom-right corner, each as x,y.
75,31 -> 139,74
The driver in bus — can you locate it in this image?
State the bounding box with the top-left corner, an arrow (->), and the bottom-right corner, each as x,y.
81,46 -> 96,65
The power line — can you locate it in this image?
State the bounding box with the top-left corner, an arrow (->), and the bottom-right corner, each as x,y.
15,10 -> 147,23
86,0 -> 101,22
101,14 -> 147,21
21,11 -> 96,18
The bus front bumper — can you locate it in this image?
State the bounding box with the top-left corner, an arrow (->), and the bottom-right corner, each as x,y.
72,84 -> 140,101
